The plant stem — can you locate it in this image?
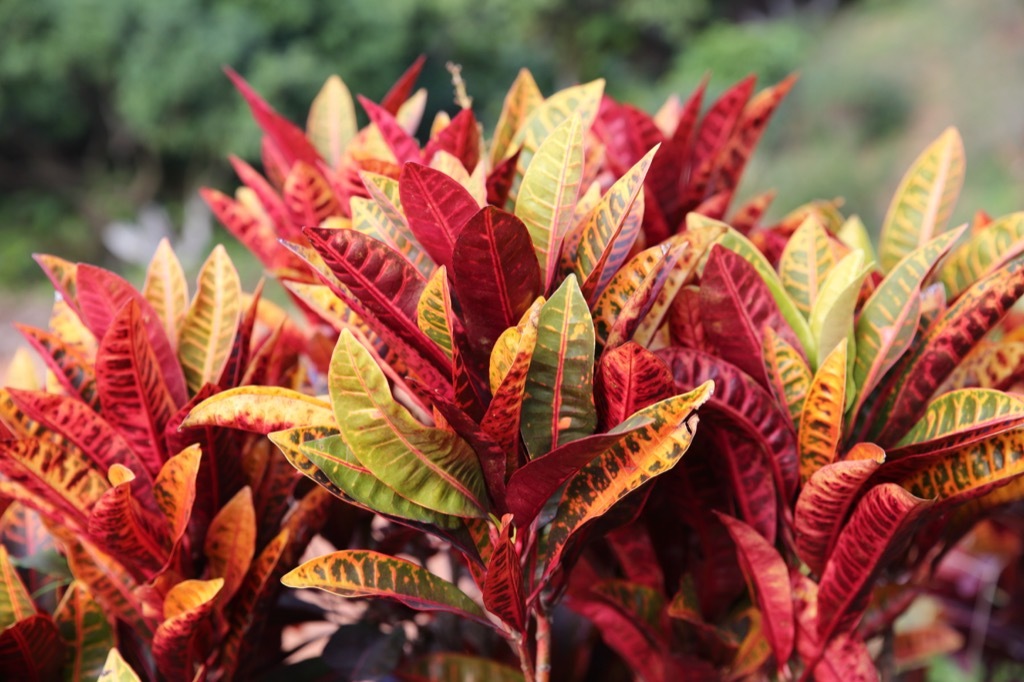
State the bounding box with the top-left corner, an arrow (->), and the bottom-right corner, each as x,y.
535,608 -> 552,682
510,631 -> 536,682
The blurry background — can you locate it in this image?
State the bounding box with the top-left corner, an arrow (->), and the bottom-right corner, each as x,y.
2,0 -> 1023,347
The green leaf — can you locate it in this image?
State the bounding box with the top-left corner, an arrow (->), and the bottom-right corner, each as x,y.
329,330 -> 489,518
416,267 -> 455,360
514,115 -> 585,290
541,381 -> 713,579
54,581 -> 115,682
0,545 -> 36,630
779,216 -> 835,317
281,550 -> 489,626
98,648 -> 142,682
878,127 -> 965,272
895,389 -> 1024,450
177,245 -> 241,395
808,249 -> 870,370
521,275 -> 597,458
937,211 -> 1024,298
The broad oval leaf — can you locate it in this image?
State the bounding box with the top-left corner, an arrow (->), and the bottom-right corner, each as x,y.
521,275 -> 597,458
541,381 -> 713,580
808,249 -> 870,368
793,445 -> 885,577
399,162 -> 479,271
178,245 -> 242,395
307,74 -> 358,167
716,513 -> 794,669
329,330 -> 489,518
183,386 -> 335,434
416,267 -> 455,360
878,127 -> 965,272
798,339 -> 848,483
514,115 -> 585,290
596,341 -> 675,429
281,550 -> 489,625
205,487 -> 256,606
152,578 -> 223,681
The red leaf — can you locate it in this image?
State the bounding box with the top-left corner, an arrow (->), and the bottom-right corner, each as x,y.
399,162 -> 480,271
424,108 -> 481,172
380,55 -> 426,114
595,341 -> 675,429
229,155 -> 290,235
428,394 -> 507,513
607,522 -> 664,592
218,281 -> 262,388
486,150 -> 520,207
699,244 -> 797,387
594,99 -> 665,177
88,469 -> 169,577
359,96 -> 421,165
659,347 -> 799,500
224,67 -> 322,168
201,187 -> 292,271
0,614 -> 65,681
482,516 -> 526,631
729,190 -> 776,235
685,75 -> 756,204
668,286 -> 711,352
15,324 -> 99,410
451,207 -> 542,355
283,161 -> 341,228
792,573 -> 878,682
75,265 -> 188,407
716,513 -> 794,669
96,300 -> 179,476
710,427 -> 778,544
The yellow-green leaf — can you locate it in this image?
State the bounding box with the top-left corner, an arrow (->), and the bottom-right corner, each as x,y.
55,581 -> 115,682
809,249 -> 870,370
417,267 -> 455,360
0,544 -> 35,629
878,127 -> 965,272
762,326 -> 812,427
183,386 -> 335,434
268,424 -> 345,498
937,212 -> 1024,298
307,74 -> 357,167
178,245 -> 241,394
142,238 -> 189,350
779,216 -> 835,317
490,68 -> 543,166
98,648 -> 142,682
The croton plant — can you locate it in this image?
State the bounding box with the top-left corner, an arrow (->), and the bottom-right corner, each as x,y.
3,56 -> 1024,681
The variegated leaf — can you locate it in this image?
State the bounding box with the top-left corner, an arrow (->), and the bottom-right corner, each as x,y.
178,245 -> 242,395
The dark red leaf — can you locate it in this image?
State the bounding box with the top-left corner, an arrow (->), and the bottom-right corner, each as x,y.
482,516 -> 526,631
219,280 -> 262,388
399,162 -> 480,271
710,427 -> 778,544
424,108 -> 481,172
0,614 -> 65,681
486,150 -> 520,207
380,55 -> 426,114
595,342 -> 675,429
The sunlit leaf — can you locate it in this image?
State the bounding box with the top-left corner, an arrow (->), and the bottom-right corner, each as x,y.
178,245 -> 241,395
399,162 -> 479,271
183,386 -> 335,434
878,127 -> 965,272
307,74 -> 358,167
153,444 -> 201,547
281,550 -> 489,625
152,578 -> 223,681
416,267 -> 455,360
205,487 -> 256,607
490,68 -> 543,167
937,211 -> 1024,298
780,217 -> 835,317
142,238 -> 189,350
808,249 -> 870,369
799,339 -> 848,483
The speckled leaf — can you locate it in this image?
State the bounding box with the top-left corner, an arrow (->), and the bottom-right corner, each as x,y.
60,537 -> 149,639
54,581 -> 114,682
482,516 -> 526,631
717,513 -> 794,669
793,445 -> 885,577
521,276 -> 596,458
350,196 -> 434,280
87,466 -> 168,574
596,341 -> 675,429
282,550 -> 489,625
283,161 -> 340,227
893,389 -> 1024,455
178,245 -> 241,395
762,326 -> 812,426
153,445 -> 200,547
307,75 -> 357,167
515,115 -> 585,290
183,386 -> 334,435
329,330 -> 488,517
799,339 -> 848,483
143,238 -> 189,349
780,217 -> 835,317
937,212 -> 1024,298
15,325 -> 98,409
878,127 -> 965,272
541,382 -> 712,579
851,228 -> 964,417
34,253 -> 80,313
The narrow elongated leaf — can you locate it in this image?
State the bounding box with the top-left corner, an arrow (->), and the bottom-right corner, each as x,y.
358,96 -> 420,164
201,187 -> 287,271
54,581 -> 115,682
0,613 -> 64,681
938,211 -> 1024,297
792,575 -> 878,682
793,445 -> 885,576
59,537 -> 150,639
268,425 -> 344,498
380,55 -> 426,114
521,276 -> 596,457
700,244 -> 797,386
541,382 -> 713,578
300,434 -> 460,528
717,513 -> 794,669
97,300 -> 178,475
184,386 -> 334,434
205,487 -> 256,606
88,467 -> 168,575
659,348 -> 799,500
0,545 -> 35,628
98,648 -> 141,682
878,127 -> 965,272
596,342 -> 675,428
510,79 -> 604,179
816,484 -> 931,642
416,267 -> 455,360
330,330 -> 489,517
808,250 -> 870,367
514,115 -> 585,290
780,217 -> 835,317
152,578 -> 223,682
482,516 -> 526,632
589,579 -> 666,646
350,196 -> 435,279
15,324 -> 98,409
490,69 -> 543,166
76,265 -> 188,406
307,74 -> 357,167
399,163 -> 479,271
893,389 -> 1024,453
143,238 -> 189,349
851,228 -> 964,416
872,258 -> 1024,445
762,327 -> 812,425
283,161 -> 340,227
178,246 -> 241,395
34,253 -> 79,313
282,550 -> 489,625
153,445 -> 200,547
799,340 -> 848,483
424,108 -> 481,172
712,426 -> 778,543
401,653 -> 525,682
452,207 -> 543,353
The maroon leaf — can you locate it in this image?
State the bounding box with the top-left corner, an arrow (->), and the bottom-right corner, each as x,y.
659,347 -> 799,500
482,516 -> 526,632
380,55 -> 426,114
596,342 -> 675,429
594,99 -> 665,177
699,244 -> 796,387
15,324 -> 99,410
452,207 -> 542,355
224,67 -> 322,168
359,96 -> 421,165
668,286 -> 711,352
607,523 -> 664,592
685,75 -> 756,204
486,150 -> 520,208
0,614 -> 65,681
710,427 -> 778,544
399,163 -> 480,271
75,265 -> 188,407
792,573 -> 878,682
716,513 -> 794,670
424,108 -> 481,172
